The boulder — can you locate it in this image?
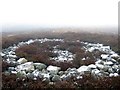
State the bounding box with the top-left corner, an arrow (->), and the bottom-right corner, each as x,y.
17,71 -> 27,77
7,54 -> 17,59
88,64 -> 97,70
52,75 -> 61,82
4,71 -> 10,76
100,70 -> 109,76
112,65 -> 119,72
102,65 -> 111,72
8,67 -> 15,71
11,71 -> 17,74
109,73 -> 119,77
60,74 -> 67,80
95,60 -> 104,65
95,64 -> 104,70
111,59 -> 117,63
27,73 -> 34,79
108,68 -> 114,73
109,73 -> 114,77
91,69 -> 100,75
101,54 -> 109,60
34,63 -> 47,70
9,61 -> 18,66
76,76 -> 83,79
110,53 -> 119,58
42,73 -> 51,83
104,61 -> 113,66
113,73 -> 119,77
15,62 -> 35,72
77,66 -> 89,73
32,70 -> 40,77
47,65 -> 61,74
17,58 -> 28,64
58,71 -> 64,76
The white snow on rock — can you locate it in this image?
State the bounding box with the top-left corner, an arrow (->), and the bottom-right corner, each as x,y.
11,71 -> 17,74
88,64 -> 97,69
95,64 -> 104,70
26,39 -> 34,45
95,60 -> 104,64
51,49 -> 74,62
109,73 -> 119,77
82,58 -> 86,60
101,54 -> 109,60
17,58 -> 28,64
110,53 -> 119,58
92,69 -> 100,75
100,46 -> 110,52
34,63 -> 47,70
47,65 -> 61,74
109,73 -> 114,77
7,54 -> 17,58
32,70 -> 40,77
104,61 -> 113,66
15,62 -> 35,72
77,66 -> 89,73
88,47 -> 95,52
113,73 -> 119,77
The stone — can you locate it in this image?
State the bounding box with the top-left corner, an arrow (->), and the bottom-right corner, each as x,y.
32,70 -> 40,77
111,59 -> 117,63
76,76 -> 83,79
104,61 -> 113,66
77,66 -> 89,73
91,69 -> 100,75
47,65 -> 61,74
101,54 -> 109,60
112,65 -> 119,72
17,58 -> 28,64
27,73 -> 34,79
49,82 -> 54,85
108,68 -> 114,73
95,60 -> 104,65
11,71 -> 17,74
88,64 -> 97,70
8,67 -> 15,71
58,71 -> 64,76
9,61 -> 18,66
60,74 -> 67,80
34,63 -> 47,70
33,77 -> 37,80
0,52 -> 5,57
113,73 -> 119,77
52,75 -> 61,82
100,70 -> 109,76
17,71 -> 27,77
42,73 -> 51,83
102,65 -> 111,72
7,54 -> 17,59
110,53 -> 119,58
95,64 -> 104,70
42,78 -> 50,83
15,62 -> 35,72
109,73 -> 114,77
4,71 -> 10,76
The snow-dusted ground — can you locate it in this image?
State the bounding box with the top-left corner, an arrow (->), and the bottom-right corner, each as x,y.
1,38 -> 120,82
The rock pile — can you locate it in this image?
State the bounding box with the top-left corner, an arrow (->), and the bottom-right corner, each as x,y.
1,38 -> 120,83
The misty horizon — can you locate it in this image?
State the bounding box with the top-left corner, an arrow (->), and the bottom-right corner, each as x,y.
1,25 -> 118,35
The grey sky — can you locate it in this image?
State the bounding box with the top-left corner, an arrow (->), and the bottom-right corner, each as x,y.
0,0 -> 119,32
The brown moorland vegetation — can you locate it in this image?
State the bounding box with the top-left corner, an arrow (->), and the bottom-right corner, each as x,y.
2,31 -> 120,89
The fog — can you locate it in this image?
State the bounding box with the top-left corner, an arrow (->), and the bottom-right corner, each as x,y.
1,0 -> 119,34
